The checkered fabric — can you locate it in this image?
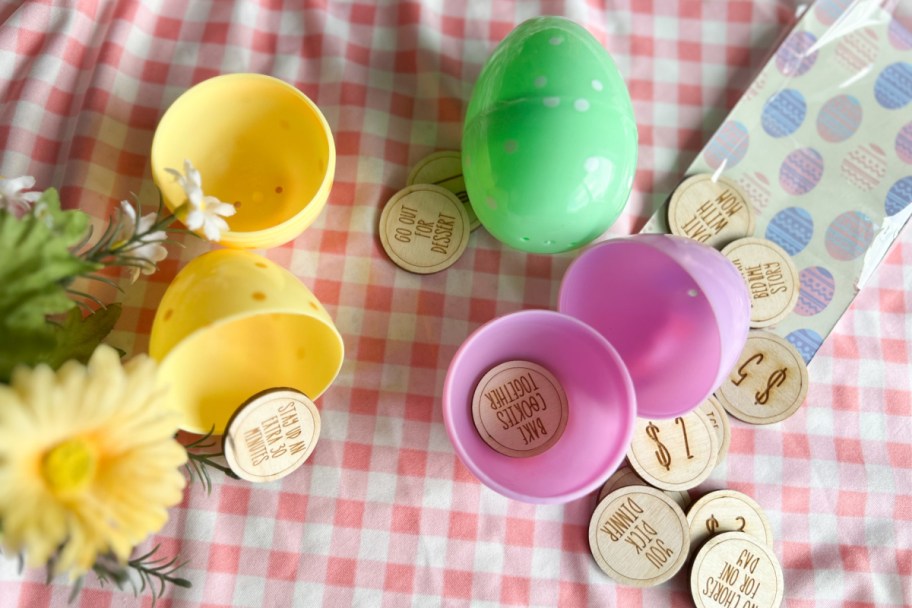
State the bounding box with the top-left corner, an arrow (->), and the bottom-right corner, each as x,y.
1,1 -> 909,607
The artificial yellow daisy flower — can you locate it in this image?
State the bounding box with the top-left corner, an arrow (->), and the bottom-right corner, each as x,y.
0,345 -> 187,578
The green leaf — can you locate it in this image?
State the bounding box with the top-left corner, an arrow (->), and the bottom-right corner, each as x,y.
0,209 -> 99,331
0,318 -> 58,383
44,304 -> 122,368
32,188 -> 91,247
0,207 -> 103,381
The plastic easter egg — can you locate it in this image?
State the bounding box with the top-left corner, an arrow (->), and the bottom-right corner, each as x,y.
462,17 -> 637,254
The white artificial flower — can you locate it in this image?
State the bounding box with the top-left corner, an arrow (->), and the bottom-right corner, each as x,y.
164,159 -> 235,241
116,201 -> 168,282
0,175 -> 41,218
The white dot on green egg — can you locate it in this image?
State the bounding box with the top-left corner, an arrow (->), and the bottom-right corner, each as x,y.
543,97 -> 559,108
534,76 -> 547,88
592,79 -> 603,91
574,99 -> 590,112
504,140 -> 518,154
486,196 -> 497,210
584,157 -> 599,172
549,36 -> 563,45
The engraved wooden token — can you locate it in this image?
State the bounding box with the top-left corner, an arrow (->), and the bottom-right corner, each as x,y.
223,388 -> 321,483
589,485 -> 690,587
407,150 -> 480,230
697,396 -> 731,464
668,174 -> 755,248
721,237 -> 799,328
715,331 -> 809,425
690,532 -> 784,608
597,466 -> 691,511
379,184 -> 470,274
687,490 -> 774,556
471,360 -> 569,458
626,408 -> 719,491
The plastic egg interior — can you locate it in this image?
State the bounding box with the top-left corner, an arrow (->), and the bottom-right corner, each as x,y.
150,250 -> 344,434
559,235 -> 750,419
443,310 -> 636,504
150,73 -> 335,248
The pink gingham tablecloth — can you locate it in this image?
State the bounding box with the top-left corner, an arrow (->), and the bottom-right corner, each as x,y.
0,1 -> 909,606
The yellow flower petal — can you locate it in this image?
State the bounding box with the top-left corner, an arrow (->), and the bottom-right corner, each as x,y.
0,345 -> 186,577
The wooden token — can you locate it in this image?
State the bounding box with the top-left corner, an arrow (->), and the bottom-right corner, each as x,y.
626,409 -> 719,491
471,360 -> 569,458
597,466 -> 691,511
687,490 -> 774,556
697,396 -> 731,464
691,532 -> 784,608
668,174 -> 755,248
223,388 -> 321,483
721,237 -> 799,328
589,485 -> 690,587
379,184 -> 470,274
715,331 -> 809,425
407,150 -> 480,230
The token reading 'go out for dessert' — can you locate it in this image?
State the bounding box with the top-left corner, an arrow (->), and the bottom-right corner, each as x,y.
721,237 -> 799,328
668,174 -> 755,248
223,388 -> 321,483
715,330 -> 809,425
471,360 -> 569,458
686,490 -> 774,556
407,150 -> 480,230
379,184 -> 471,274
589,485 -> 690,587
690,532 -> 784,608
626,408 -> 719,491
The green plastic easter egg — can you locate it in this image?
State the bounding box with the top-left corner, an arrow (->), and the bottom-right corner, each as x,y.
463,17 -> 638,254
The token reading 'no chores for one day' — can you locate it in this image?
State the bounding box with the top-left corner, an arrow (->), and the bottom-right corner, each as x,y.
697,396 -> 731,464
471,360 -> 569,458
626,408 -> 719,491
690,532 -> 784,608
223,388 -> 321,483
379,184 -> 471,274
715,330 -> 810,425
721,237 -> 799,328
589,485 -> 690,587
407,150 -> 480,230
686,490 -> 774,556
668,174 -> 755,248
597,466 -> 691,511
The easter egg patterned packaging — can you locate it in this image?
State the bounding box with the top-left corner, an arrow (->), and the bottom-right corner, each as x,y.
640,0 -> 912,367
462,17 -> 637,254
816,95 -> 863,143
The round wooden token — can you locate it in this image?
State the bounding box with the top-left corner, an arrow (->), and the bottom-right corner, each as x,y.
721,237 -> 799,328
407,150 -> 480,230
223,388 -> 321,483
379,184 -> 470,274
697,396 -> 731,464
668,174 -> 755,248
687,490 -> 774,556
715,331 -> 810,425
589,485 -> 690,587
597,466 -> 691,511
471,360 -> 569,458
626,409 -> 719,491
691,532 -> 784,608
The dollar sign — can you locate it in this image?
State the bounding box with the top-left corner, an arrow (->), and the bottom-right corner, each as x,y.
645,422 -> 672,471
706,515 -> 720,534
755,367 -> 787,404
